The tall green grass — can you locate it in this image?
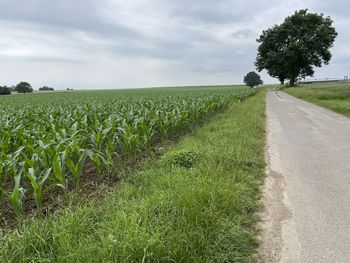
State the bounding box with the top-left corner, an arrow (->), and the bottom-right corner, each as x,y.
284,83 -> 350,116
0,91 -> 266,262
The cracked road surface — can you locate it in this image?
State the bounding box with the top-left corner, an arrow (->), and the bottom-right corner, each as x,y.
262,91 -> 350,263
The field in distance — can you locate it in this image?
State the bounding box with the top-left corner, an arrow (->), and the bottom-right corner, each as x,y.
284,82 -> 350,116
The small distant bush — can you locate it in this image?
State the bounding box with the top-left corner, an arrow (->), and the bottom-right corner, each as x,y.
39,86 -> 55,91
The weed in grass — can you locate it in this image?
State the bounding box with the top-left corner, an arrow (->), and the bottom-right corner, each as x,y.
163,151 -> 199,169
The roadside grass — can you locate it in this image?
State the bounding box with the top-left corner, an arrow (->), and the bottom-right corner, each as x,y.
0,91 -> 266,262
284,83 -> 350,116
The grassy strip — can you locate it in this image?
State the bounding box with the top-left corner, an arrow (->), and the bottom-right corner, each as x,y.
0,91 -> 266,262
284,83 -> 350,116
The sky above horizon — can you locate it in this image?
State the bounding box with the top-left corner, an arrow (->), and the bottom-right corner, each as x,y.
0,0 -> 349,89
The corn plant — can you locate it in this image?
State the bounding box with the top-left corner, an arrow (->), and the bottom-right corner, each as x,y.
25,167 -> 52,210
65,149 -> 88,187
3,164 -> 26,217
0,86 -> 257,215
52,151 -> 67,192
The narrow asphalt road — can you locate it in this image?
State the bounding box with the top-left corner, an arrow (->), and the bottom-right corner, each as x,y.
263,91 -> 350,263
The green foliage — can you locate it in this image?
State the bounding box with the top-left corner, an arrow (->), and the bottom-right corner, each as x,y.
15,82 -> 33,94
244,71 -> 263,88
39,86 -> 55,91
25,167 -> 52,210
0,86 -> 257,215
0,90 -> 266,262
0,86 -> 11,95
285,83 -> 350,116
166,150 -> 199,168
256,9 -> 337,86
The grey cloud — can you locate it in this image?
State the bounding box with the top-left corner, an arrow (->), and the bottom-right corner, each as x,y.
170,6 -> 247,25
0,55 -> 86,64
0,1 -> 98,28
0,0 -> 348,89
169,0 -> 281,24
308,0 -> 350,18
231,29 -> 256,39
0,0 -> 141,39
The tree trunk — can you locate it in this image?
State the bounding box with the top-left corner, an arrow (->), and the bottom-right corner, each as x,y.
289,77 -> 296,87
278,76 -> 285,85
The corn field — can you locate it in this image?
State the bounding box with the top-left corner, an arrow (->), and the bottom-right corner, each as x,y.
0,87 -> 256,216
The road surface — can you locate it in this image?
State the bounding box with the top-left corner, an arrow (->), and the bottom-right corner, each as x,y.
262,91 -> 350,263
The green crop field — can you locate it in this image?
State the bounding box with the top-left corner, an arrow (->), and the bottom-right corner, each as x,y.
284,82 -> 350,116
0,86 -> 257,218
0,86 -> 266,262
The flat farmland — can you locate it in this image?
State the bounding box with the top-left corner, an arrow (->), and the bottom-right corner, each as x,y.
0,86 -> 267,262
0,86 -> 256,217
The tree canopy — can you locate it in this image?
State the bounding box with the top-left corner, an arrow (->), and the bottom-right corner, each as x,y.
39,86 -> 55,91
244,71 -> 263,88
15,82 -> 33,94
0,86 -> 11,95
255,9 -> 337,86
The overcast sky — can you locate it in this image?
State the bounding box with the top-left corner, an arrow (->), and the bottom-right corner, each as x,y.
0,0 -> 349,89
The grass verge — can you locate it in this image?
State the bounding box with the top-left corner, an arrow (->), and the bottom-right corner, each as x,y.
284,83 -> 350,116
0,91 -> 266,262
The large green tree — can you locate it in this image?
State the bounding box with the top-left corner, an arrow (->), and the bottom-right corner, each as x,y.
244,71 -> 263,88
15,82 -> 33,94
256,9 -> 337,86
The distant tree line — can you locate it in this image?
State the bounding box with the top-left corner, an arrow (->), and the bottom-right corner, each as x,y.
0,82 -> 56,95
39,86 -> 55,91
0,86 -> 12,95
